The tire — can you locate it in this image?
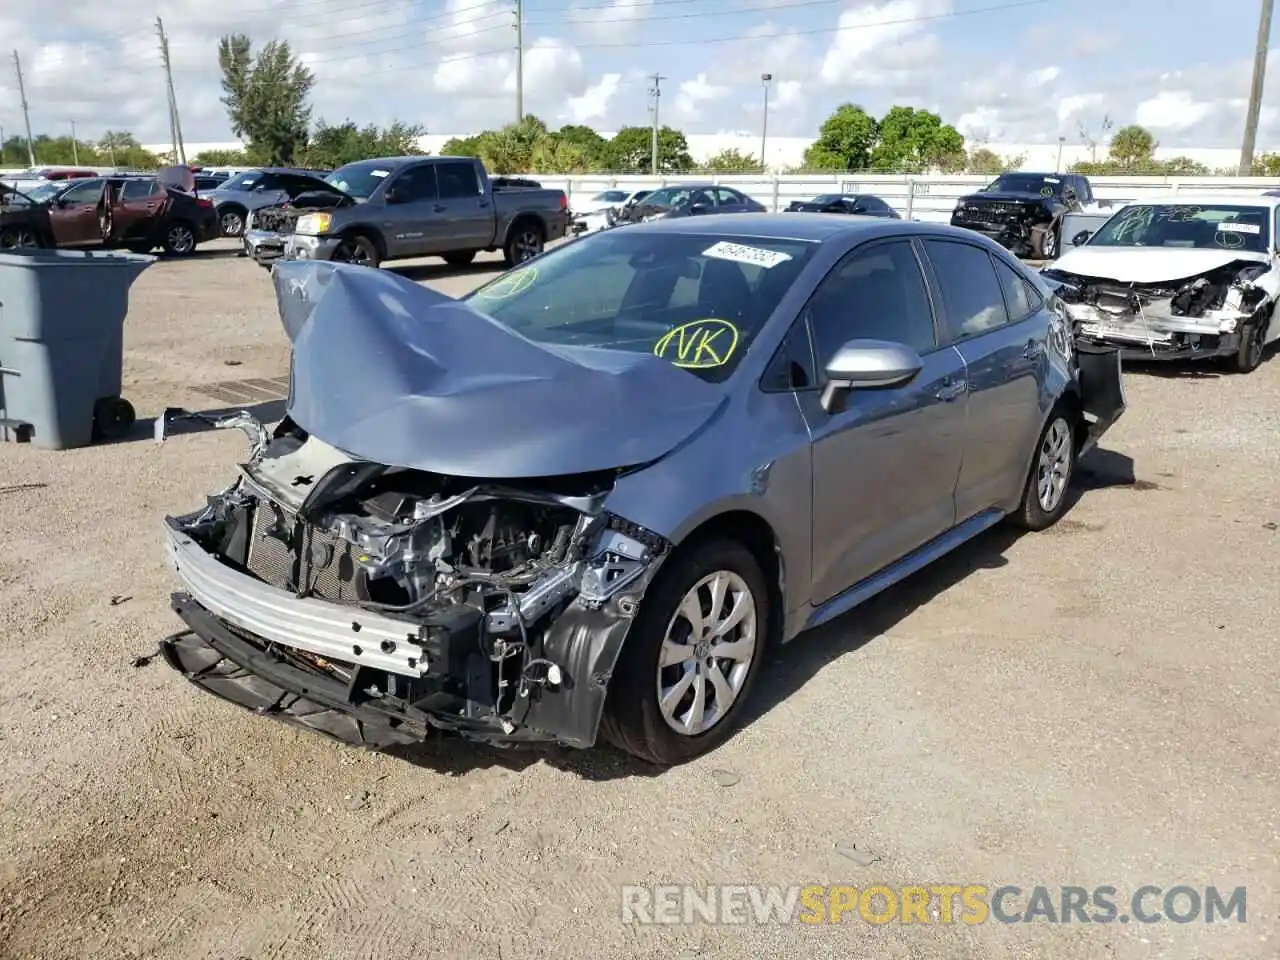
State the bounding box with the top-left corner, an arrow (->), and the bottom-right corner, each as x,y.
503,221 -> 544,267
1035,222 -> 1059,260
1227,313 -> 1268,373
218,206 -> 247,238
442,250 -> 477,266
1010,410 -> 1076,531
0,226 -> 41,249
91,397 -> 136,442
332,234 -> 380,268
600,538 -> 771,765
162,222 -> 197,256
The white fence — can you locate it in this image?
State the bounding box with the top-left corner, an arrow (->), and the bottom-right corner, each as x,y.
6,168 -> 1280,221
543,173 -> 1280,222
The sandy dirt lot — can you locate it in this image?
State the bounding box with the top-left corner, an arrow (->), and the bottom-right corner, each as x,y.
0,240 -> 1276,960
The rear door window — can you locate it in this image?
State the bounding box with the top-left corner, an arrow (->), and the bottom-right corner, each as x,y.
437,161 -> 482,198
391,164 -> 438,203
120,179 -> 157,201
922,239 -> 1011,340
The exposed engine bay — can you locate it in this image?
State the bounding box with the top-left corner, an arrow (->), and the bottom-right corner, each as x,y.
1043,259 -> 1275,360
161,416 -> 669,750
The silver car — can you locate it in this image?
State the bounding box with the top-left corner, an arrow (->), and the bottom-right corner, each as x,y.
159,214 -> 1125,765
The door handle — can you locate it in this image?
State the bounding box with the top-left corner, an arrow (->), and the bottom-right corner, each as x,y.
935,379 -> 966,401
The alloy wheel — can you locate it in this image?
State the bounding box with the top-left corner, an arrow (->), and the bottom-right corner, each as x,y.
0,228 -> 38,249
167,225 -> 195,255
513,230 -> 542,262
656,570 -> 758,736
220,211 -> 244,236
1036,417 -> 1072,513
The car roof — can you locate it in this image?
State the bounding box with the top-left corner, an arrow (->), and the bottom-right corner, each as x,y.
619,211 -> 965,243
1124,191 -> 1280,208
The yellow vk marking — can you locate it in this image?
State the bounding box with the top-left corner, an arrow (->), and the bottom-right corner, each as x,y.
653,318 -> 740,369
477,267 -> 537,299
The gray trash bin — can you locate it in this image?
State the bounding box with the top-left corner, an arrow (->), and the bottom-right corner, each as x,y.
0,249 -> 155,450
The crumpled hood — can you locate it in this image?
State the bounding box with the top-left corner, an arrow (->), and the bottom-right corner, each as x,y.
1049,246 -> 1270,285
270,260 -> 725,479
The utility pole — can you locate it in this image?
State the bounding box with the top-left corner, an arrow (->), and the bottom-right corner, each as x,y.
648,73 -> 665,175
70,120 -> 78,164
514,0 -> 524,124
12,51 -> 36,168
1056,135 -> 1065,172
156,18 -> 187,164
1239,0 -> 1274,176
760,73 -> 772,173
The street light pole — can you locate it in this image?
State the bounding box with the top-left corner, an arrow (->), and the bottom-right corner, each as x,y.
760,73 -> 772,173
1056,135 -> 1065,172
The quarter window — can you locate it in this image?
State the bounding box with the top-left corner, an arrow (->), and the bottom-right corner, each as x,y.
992,257 -> 1043,323
922,239 -> 1011,339
806,240 -> 938,364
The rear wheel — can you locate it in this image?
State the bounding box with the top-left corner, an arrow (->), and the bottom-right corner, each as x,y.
601,539 -> 769,765
1010,411 -> 1076,531
163,222 -> 197,256
503,222 -> 544,266
332,234 -> 380,268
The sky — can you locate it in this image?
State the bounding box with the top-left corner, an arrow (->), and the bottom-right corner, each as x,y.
0,0 -> 1276,150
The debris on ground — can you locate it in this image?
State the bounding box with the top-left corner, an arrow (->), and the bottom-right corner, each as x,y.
711,769 -> 741,787
834,840 -> 882,866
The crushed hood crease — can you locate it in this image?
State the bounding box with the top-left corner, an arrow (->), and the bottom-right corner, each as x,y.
1049,247 -> 1269,285
270,260 -> 725,479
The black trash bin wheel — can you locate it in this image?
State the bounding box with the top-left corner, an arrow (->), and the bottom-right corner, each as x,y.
92,397 -> 136,441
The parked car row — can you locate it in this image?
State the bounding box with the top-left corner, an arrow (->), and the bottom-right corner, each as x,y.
160,209 -> 1128,765
0,167 -> 221,255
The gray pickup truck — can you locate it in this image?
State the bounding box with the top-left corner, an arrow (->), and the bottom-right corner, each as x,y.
267,156 -> 568,269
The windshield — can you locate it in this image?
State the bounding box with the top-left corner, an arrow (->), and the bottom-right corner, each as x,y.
640,187 -> 694,209
986,173 -> 1065,196
463,230 -> 817,382
324,161 -> 392,200
222,171 -> 263,191
1088,203 -> 1271,252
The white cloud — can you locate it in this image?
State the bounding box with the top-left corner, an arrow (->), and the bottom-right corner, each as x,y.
819,0 -> 951,87
1135,90 -> 1214,132
1030,66 -> 1060,86
563,73 -> 622,123
673,73 -> 732,121
567,0 -> 654,43
1057,94 -> 1105,125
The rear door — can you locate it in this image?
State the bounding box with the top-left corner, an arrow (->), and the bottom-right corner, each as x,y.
48,178 -> 106,246
920,239 -> 1047,520
112,179 -> 163,241
434,160 -> 492,248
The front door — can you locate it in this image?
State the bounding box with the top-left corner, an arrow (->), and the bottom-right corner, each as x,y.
798,238 -> 968,603
920,239 -> 1046,520
48,178 -> 107,246
380,162 -> 441,257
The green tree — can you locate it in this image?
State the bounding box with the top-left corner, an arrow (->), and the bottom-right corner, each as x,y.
302,120 -> 425,169
191,148 -> 250,166
966,147 -> 1004,175
530,135 -> 593,173
1160,155 -> 1208,176
96,130 -> 161,169
1108,124 -> 1157,171
802,103 -> 878,171
555,124 -> 610,168
870,106 -> 966,173
439,134 -> 484,157
698,149 -> 760,173
1253,153 -> 1280,176
217,34 -> 315,165
606,126 -> 693,173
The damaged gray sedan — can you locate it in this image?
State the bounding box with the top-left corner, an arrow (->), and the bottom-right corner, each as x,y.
161,215 -> 1125,765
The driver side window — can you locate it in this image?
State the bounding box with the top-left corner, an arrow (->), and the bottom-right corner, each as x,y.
805,240 -> 938,369
61,180 -> 105,205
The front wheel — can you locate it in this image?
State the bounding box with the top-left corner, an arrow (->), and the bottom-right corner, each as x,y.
1228,315 -> 1268,373
601,539 -> 770,765
332,235 -> 380,268
218,207 -> 246,238
1034,223 -> 1059,260
0,226 -> 41,249
1010,411 -> 1076,531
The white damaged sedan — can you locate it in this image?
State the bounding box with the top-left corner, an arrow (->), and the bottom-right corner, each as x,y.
1043,192 -> 1280,372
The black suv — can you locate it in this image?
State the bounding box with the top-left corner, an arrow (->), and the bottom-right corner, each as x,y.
950,172 -> 1094,260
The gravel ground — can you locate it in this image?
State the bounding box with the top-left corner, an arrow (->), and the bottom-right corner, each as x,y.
0,239 -> 1277,960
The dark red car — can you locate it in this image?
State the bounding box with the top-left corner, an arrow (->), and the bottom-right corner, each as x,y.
45,168 -> 219,255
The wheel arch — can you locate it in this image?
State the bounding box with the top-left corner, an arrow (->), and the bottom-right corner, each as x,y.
338,223 -> 387,260
502,213 -> 546,247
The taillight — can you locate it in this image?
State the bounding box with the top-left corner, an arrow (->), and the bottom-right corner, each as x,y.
196,197 -> 213,208
559,194 -> 568,210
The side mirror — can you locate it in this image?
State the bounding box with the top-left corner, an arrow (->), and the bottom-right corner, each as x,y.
819,339 -> 923,413
1071,230 -> 1092,246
